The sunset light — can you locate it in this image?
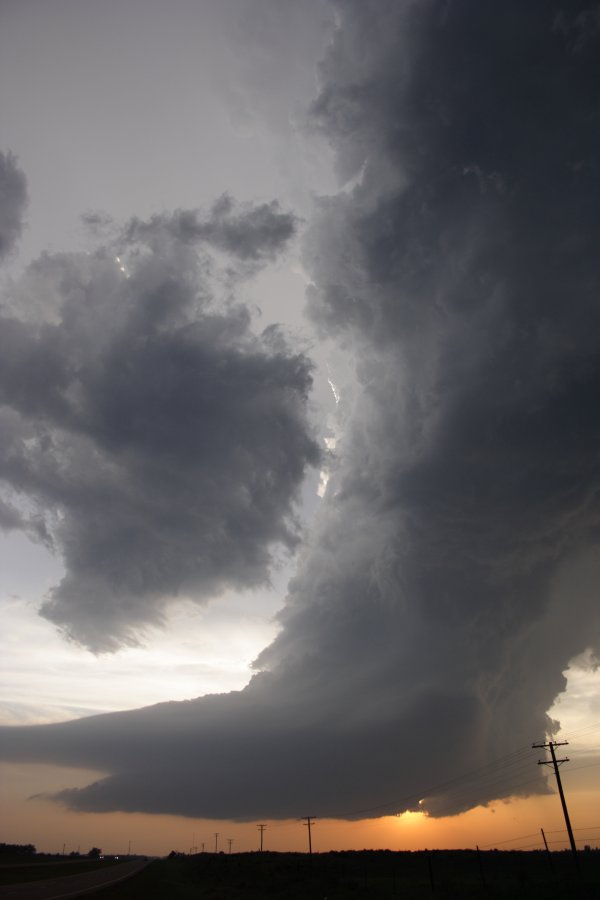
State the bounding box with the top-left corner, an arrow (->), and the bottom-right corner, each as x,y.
1,4 -> 600,898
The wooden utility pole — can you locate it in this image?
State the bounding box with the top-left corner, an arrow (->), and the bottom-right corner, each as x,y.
476,845 -> 486,889
257,824 -> 267,852
303,817 -> 316,854
214,832 -> 219,853
541,828 -> 553,870
533,740 -> 577,866
227,838 -> 233,854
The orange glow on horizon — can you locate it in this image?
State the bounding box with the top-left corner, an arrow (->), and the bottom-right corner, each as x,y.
395,810 -> 427,826
3,760 -> 600,857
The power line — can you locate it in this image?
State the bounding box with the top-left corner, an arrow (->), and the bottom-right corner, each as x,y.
220,729 -> 599,852
567,759 -> 600,775
546,824 -> 600,835
428,769 -> 546,819
541,828 -> 553,869
322,744 -> 535,820
559,718 -> 600,737
398,752 -> 543,821
302,817 -> 316,854
261,742 -> 541,828
479,831 -> 540,849
257,824 -> 267,852
532,740 -> 577,866
250,738 -> 558,828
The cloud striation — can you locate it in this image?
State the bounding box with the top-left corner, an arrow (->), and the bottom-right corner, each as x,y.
2,1 -> 600,821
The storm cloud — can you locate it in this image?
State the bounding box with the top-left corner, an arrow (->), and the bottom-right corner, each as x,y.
124,195 -> 297,263
0,151 -> 27,261
2,0 -> 600,821
0,195 -> 317,650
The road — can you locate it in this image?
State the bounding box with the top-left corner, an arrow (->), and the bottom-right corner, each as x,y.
0,859 -> 150,900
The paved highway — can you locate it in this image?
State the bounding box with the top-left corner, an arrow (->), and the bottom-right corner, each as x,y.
0,859 -> 150,900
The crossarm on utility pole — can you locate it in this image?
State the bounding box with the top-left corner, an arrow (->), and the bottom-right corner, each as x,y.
532,740 -> 577,866
257,824 -> 267,852
302,817 -> 316,854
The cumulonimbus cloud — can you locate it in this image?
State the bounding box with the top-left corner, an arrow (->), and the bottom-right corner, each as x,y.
0,151 -> 27,261
2,0 -> 600,820
0,190 -> 318,651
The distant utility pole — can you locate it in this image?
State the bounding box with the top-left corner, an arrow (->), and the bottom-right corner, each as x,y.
201,842 -> 205,853
541,828 -> 553,870
533,740 -> 577,864
303,817 -> 316,854
214,832 -> 219,853
257,824 -> 267,852
227,838 -> 233,854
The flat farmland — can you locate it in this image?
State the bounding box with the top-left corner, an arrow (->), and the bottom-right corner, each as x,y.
0,858 -> 123,886
87,849 -> 600,899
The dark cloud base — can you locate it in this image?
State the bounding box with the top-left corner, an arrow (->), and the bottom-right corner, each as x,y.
2,0 -> 600,821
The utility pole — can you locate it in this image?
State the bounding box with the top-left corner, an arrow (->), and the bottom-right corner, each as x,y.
214,832 -> 219,853
303,817 -> 316,854
227,838 -> 233,854
201,842 -> 205,853
541,828 -> 553,870
257,824 -> 267,852
533,740 -> 577,865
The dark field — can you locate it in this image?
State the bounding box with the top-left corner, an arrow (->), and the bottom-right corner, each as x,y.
87,849 -> 600,899
0,857 -> 122,886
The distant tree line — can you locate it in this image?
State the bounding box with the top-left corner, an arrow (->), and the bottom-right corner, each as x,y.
0,842 -> 104,859
0,843 -> 36,856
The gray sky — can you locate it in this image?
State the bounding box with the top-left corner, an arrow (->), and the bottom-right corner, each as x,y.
0,0 -> 338,717
2,0 -> 600,828
0,0 -> 334,258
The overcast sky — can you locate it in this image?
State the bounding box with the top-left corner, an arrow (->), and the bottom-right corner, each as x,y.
2,0 -> 600,854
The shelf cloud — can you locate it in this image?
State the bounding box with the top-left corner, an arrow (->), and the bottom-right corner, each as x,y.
2,0 -> 600,820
